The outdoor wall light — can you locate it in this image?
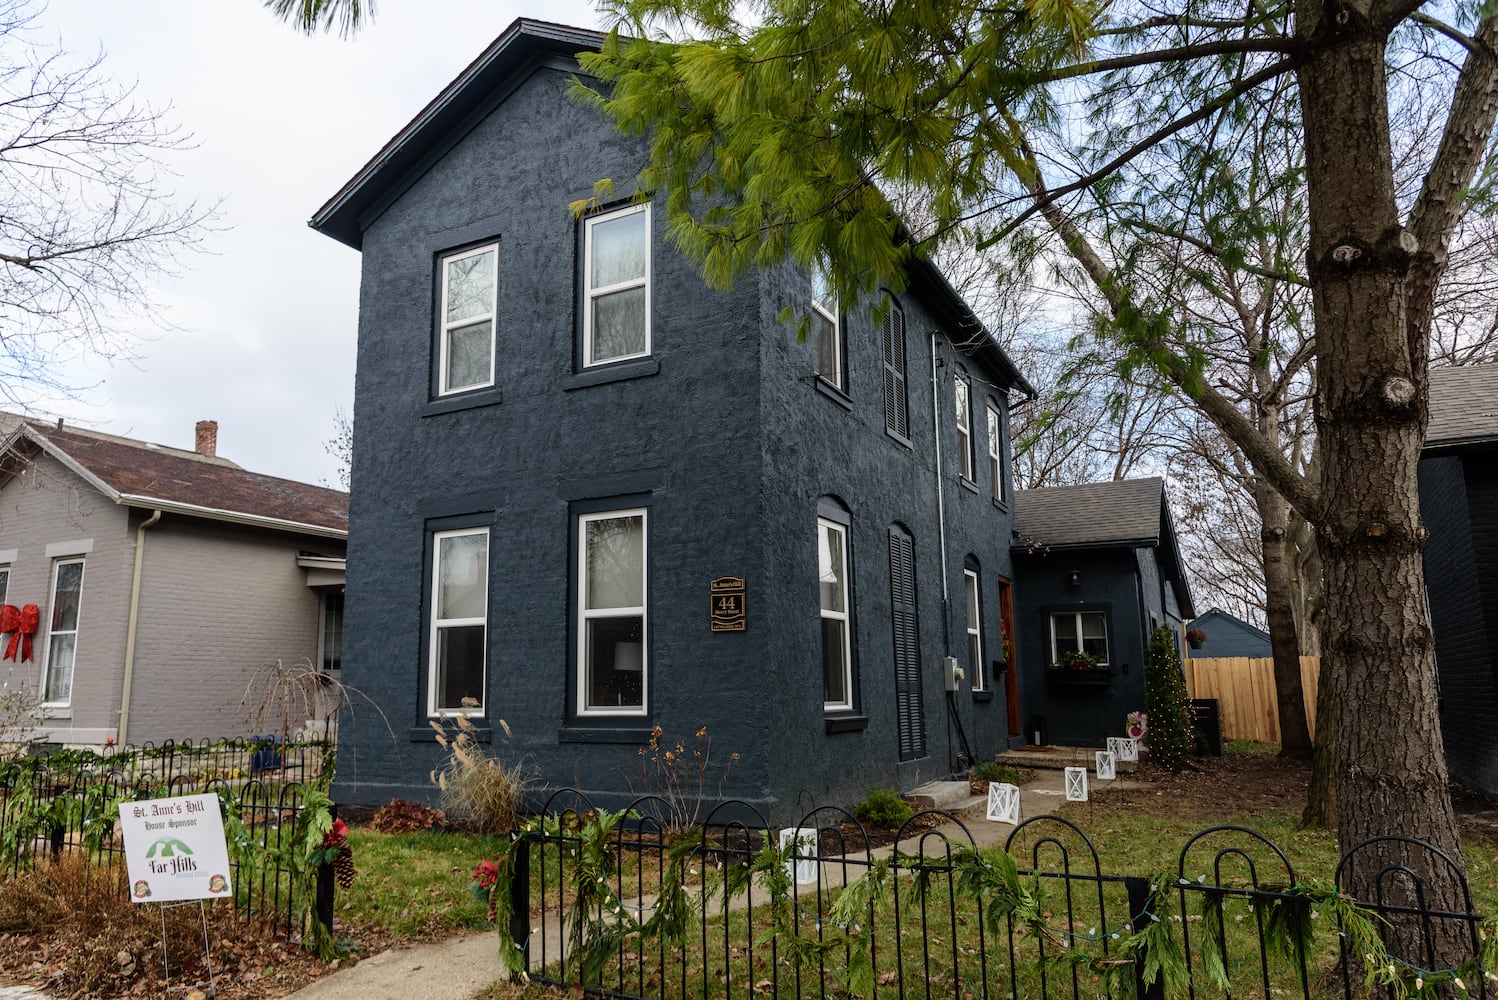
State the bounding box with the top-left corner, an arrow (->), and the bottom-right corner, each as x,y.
1067,569 -> 1082,587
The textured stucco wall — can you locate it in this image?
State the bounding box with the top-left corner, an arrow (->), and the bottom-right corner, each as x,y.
335,58 -> 1022,822
126,516 -> 339,743
1420,453 -> 1498,796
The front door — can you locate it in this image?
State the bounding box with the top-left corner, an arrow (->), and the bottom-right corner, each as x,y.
998,578 -> 1021,736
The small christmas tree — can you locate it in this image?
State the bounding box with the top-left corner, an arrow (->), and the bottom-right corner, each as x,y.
1143,625 -> 1193,770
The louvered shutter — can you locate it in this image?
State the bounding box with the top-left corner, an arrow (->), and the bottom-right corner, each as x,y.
882,301 -> 909,439
889,528 -> 925,760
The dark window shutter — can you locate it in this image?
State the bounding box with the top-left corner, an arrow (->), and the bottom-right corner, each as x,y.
889,527 -> 925,760
883,301 -> 909,439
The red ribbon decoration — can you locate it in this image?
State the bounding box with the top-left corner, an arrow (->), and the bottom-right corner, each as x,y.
2,604 -> 38,662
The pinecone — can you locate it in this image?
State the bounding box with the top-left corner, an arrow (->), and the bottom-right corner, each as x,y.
333,845 -> 356,889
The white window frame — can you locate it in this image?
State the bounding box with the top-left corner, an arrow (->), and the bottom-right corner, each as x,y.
819,516 -> 854,711
965,569 -> 985,692
577,508 -> 648,717
40,557 -> 84,707
987,404 -> 1006,503
811,264 -> 843,390
583,203 -> 652,368
319,590 -> 344,677
438,243 -> 498,396
428,527 -> 489,717
955,373 -> 975,481
1050,611 -> 1110,667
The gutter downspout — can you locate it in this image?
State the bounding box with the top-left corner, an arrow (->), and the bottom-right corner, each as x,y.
118,509 -> 162,746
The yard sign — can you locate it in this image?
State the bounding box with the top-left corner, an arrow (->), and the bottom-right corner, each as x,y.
118,793 -> 233,903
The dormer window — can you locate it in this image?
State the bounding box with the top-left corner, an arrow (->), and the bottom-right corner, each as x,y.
438,244 -> 498,395
583,204 -> 651,366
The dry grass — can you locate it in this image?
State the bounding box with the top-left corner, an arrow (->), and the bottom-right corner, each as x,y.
430,714 -> 528,833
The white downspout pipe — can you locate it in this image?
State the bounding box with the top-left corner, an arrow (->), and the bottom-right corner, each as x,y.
118,508 -> 162,746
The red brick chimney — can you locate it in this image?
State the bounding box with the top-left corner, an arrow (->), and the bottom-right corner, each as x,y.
195,419 -> 218,457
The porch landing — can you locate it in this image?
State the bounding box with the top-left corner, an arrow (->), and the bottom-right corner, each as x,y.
994,744 -> 1140,773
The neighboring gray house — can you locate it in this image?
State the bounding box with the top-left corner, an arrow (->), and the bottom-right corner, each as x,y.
1010,478 -> 1194,746
1185,608 -> 1272,659
1419,363 -> 1498,797
0,418 -> 348,747
310,19 -> 1034,820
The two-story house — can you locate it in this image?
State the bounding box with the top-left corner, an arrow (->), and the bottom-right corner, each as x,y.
310,19 -> 1033,820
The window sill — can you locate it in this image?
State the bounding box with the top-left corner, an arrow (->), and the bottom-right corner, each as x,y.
958,477 -> 980,494
992,496 -> 1010,512
559,726 -> 654,745
566,357 -> 660,390
422,388 -> 503,417
824,714 -> 868,734
886,429 -> 913,450
972,690 -> 994,703
410,724 -> 490,743
41,708 -> 71,720
814,377 -> 853,411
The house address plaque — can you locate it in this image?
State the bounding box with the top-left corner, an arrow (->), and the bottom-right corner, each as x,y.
710,577 -> 746,631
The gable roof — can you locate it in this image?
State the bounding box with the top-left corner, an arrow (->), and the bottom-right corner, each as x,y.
1188,607 -> 1271,644
1425,363 -> 1498,454
309,18 -> 1033,398
1013,477 -> 1169,549
2,420 -> 348,539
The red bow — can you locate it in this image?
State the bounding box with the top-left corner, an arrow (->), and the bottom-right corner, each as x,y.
2,604 -> 39,662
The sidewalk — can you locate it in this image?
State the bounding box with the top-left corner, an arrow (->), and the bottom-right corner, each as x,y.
285,767 -> 1146,1000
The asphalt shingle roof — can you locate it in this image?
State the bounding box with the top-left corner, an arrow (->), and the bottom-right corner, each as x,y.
1012,477 -> 1165,548
1426,363 -> 1498,450
16,422 -> 348,535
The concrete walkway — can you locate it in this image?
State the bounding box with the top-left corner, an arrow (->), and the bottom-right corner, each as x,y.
284,765 -> 1147,1000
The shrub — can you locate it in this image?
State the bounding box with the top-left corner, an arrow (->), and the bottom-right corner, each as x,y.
969,761 -> 1020,792
853,788 -> 912,829
1143,624 -> 1194,770
629,724 -> 739,832
431,715 -> 527,833
370,798 -> 448,833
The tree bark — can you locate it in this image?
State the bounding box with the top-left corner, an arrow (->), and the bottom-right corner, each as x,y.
1297,16 -> 1467,963
1256,482 -> 1314,759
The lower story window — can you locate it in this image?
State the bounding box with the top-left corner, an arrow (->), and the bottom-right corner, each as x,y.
1050,610 -> 1109,666
41,558 -> 84,705
321,590 -> 344,675
430,527 -> 488,715
819,517 -> 853,710
964,569 -> 984,691
578,509 -> 647,715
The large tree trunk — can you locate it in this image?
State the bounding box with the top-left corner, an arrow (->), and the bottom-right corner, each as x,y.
1297,18 -> 1467,965
1256,482 -> 1314,759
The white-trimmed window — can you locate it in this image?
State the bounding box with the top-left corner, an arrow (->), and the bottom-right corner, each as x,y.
438,244 -> 498,395
578,509 -> 647,715
987,404 -> 1006,503
320,591 -> 344,676
818,517 -> 853,710
429,528 -> 488,715
811,264 -> 844,390
41,558 -> 84,706
584,204 -> 651,366
955,372 -> 975,481
965,569 -> 985,691
1051,611 -> 1109,666
0,565 -> 9,606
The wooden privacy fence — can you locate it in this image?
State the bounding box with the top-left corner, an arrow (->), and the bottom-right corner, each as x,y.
1186,655 -> 1322,743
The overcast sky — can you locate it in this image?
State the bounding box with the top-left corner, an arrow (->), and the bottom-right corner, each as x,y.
33,0 -> 604,488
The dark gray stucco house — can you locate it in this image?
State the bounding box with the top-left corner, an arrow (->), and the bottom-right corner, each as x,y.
1010,478 -> 1194,746
1419,363 -> 1498,798
309,20 -> 1034,820
1185,608 -> 1271,659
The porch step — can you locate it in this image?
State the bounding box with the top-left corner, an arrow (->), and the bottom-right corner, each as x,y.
994,745 -> 1139,773
904,779 -> 982,812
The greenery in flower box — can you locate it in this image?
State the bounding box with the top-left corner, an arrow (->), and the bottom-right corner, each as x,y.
1046,650 -> 1103,672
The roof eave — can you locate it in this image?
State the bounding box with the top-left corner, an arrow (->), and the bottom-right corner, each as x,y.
116,495 -> 348,540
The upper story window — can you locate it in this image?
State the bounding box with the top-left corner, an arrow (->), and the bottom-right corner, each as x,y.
1051,610 -> 1109,667
987,403 -> 1007,504
811,263 -> 845,391
41,558 -> 84,706
955,371 -> 975,481
964,568 -> 985,691
578,509 -> 648,715
882,298 -> 909,440
429,527 -> 488,715
438,244 -> 498,395
583,204 -> 651,367
818,513 -> 853,711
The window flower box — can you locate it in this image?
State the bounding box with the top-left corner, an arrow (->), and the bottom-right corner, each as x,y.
1048,667 -> 1113,688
